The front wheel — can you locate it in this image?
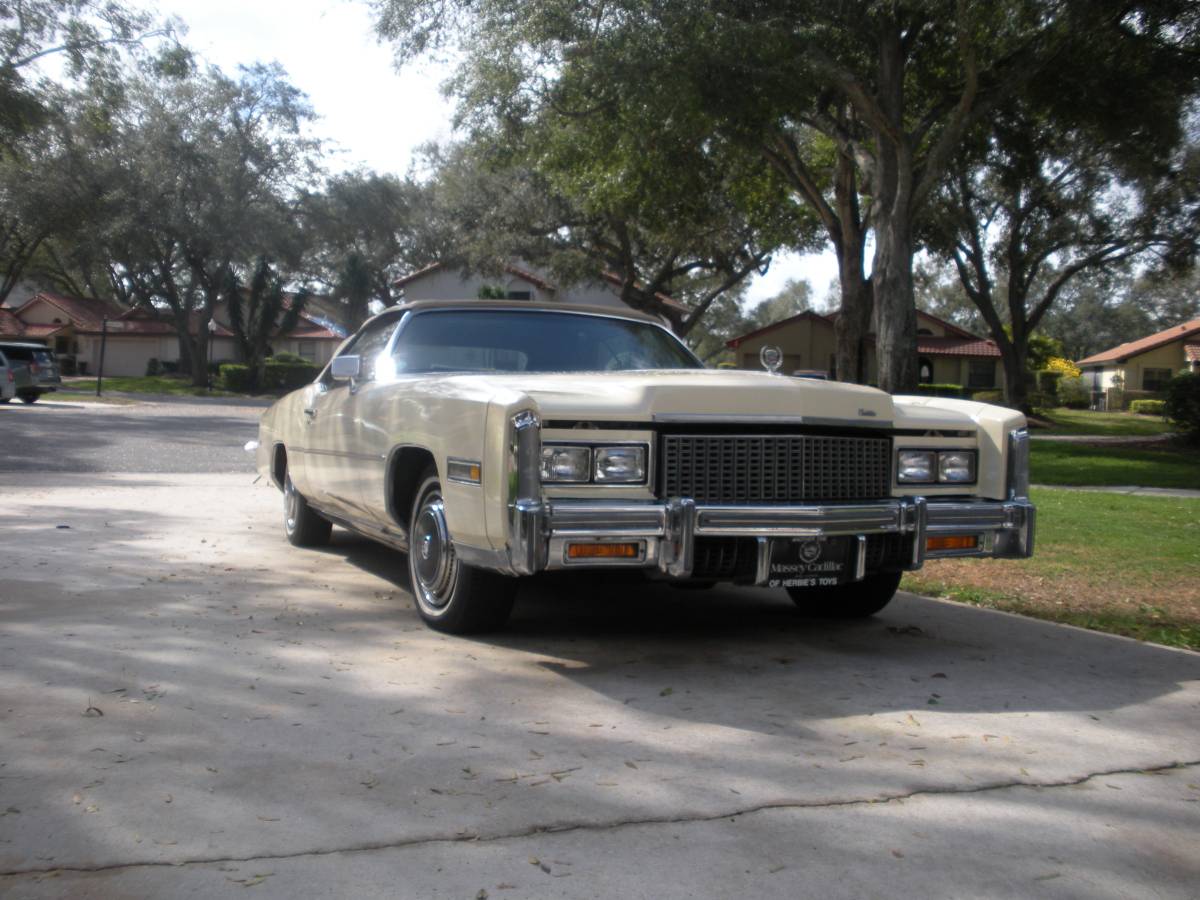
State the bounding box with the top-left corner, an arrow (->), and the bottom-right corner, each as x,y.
408,469 -> 516,633
17,391 -> 37,404
283,470 -> 331,547
787,570 -> 902,618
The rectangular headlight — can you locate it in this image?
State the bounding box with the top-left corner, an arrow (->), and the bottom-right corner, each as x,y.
897,450 -> 936,483
593,446 -> 647,483
540,446 -> 591,482
937,450 -> 977,484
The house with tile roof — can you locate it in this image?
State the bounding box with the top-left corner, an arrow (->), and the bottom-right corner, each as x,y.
725,309 -> 1002,390
394,262 -> 689,319
0,292 -> 344,377
1077,317 -> 1200,405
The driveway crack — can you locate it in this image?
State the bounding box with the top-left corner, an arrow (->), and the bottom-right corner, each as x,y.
4,759 -> 1198,878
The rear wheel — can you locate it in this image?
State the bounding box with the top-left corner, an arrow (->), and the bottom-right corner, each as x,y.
408,468 -> 516,633
17,391 -> 37,404
283,470 -> 332,547
787,570 -> 902,618
0,397 -> 10,404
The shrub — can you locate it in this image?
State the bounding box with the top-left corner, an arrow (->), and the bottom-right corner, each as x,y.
160,359 -> 179,374
269,351 -> 306,364
1036,370 -> 1062,396
218,364 -> 253,392
1164,372 -> 1200,442
1028,390 -> 1055,411
1120,389 -> 1160,410
1129,399 -> 1166,416
970,389 -> 1005,405
262,358 -> 320,391
1057,375 -> 1089,409
913,383 -> 965,398
1045,356 -> 1082,378
145,357 -> 161,376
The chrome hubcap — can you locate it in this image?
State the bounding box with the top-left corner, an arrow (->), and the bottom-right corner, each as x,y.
284,475 -> 299,532
412,495 -> 455,610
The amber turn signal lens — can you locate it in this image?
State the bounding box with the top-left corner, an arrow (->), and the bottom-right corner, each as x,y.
926,535 -> 978,552
566,542 -> 641,559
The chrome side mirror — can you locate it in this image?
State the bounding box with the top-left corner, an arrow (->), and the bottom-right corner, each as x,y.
330,355 -> 361,381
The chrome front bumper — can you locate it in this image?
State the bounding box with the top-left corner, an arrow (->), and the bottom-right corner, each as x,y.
474,410 -> 1036,584
501,495 -> 1036,583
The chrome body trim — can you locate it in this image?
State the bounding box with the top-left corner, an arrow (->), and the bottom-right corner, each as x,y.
499,494 -> 1036,575
651,413 -> 894,429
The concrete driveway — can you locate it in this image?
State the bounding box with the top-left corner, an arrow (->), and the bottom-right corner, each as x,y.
0,404 -> 1197,898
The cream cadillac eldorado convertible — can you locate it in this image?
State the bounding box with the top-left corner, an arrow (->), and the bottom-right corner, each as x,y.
256,300 -> 1035,633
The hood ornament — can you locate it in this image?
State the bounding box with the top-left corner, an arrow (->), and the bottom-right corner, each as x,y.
760,345 -> 783,375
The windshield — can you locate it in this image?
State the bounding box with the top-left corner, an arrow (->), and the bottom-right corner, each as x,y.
391,310 -> 702,374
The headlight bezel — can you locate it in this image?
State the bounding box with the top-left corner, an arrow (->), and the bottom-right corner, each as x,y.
896,448 -> 978,485
541,442 -> 650,486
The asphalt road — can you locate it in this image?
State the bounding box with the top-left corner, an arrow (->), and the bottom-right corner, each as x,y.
0,400 -> 1198,899
0,396 -> 263,473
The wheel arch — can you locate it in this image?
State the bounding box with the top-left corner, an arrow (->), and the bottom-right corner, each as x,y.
386,444 -> 438,531
271,442 -> 288,491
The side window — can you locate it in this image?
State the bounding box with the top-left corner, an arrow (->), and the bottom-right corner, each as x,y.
335,318 -> 398,383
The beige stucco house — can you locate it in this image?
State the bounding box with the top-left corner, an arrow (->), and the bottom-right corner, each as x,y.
0,292 -> 343,377
725,309 -> 1002,390
394,262 -> 688,321
1077,317 -> 1200,405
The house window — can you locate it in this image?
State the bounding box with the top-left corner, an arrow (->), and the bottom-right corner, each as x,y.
297,341 -> 317,362
968,360 -> 995,388
54,337 -> 70,354
917,327 -> 934,336
1143,368 -> 1173,392
918,357 -> 934,383
506,290 -> 532,301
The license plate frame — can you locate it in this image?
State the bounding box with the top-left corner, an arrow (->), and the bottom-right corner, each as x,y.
767,536 -> 853,589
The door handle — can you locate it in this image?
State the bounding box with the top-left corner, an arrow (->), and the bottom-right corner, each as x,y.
303,407 -> 317,419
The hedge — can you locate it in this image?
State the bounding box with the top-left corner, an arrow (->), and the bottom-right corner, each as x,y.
263,359 -> 320,391
970,390 -> 1005,405
1129,399 -> 1166,416
913,383 -> 965,398
218,364 -> 253,392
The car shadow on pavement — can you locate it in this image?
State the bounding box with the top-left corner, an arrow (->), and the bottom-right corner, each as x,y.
318,526 -> 1200,724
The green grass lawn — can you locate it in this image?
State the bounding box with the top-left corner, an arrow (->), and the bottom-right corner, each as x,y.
58,376 -> 239,398
1031,441 -> 1200,489
904,488 -> 1200,650
1034,407 -> 1173,436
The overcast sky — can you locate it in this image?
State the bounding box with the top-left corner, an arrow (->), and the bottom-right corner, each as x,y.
163,0 -> 837,304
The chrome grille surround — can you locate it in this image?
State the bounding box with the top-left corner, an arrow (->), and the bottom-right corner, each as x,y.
660,433 -> 892,505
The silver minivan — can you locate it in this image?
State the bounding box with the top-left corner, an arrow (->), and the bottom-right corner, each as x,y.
0,342 -> 60,404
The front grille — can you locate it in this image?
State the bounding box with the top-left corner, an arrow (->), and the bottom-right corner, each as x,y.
660,433 -> 891,504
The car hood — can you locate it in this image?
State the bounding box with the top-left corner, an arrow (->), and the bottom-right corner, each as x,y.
439,369 -> 900,425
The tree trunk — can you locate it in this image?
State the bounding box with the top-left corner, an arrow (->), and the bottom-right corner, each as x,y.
833,267 -> 871,384
192,308 -> 211,388
1000,338 -> 1030,414
872,210 -> 919,392
832,146 -> 871,384
868,21 -> 919,394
